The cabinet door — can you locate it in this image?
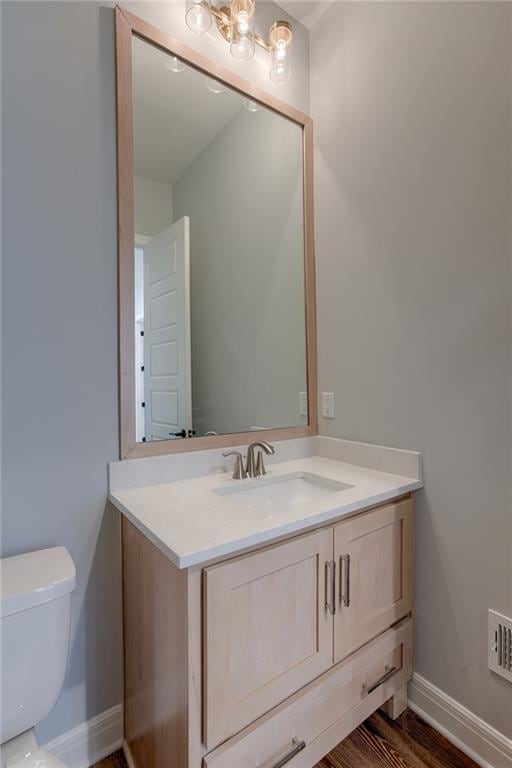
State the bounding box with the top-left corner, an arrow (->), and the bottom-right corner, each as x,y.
334,498 -> 412,663
203,528 -> 334,748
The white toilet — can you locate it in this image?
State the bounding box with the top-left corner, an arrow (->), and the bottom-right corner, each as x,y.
0,547 -> 76,768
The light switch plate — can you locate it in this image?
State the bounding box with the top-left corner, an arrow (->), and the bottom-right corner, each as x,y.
322,392 -> 335,419
299,392 -> 308,417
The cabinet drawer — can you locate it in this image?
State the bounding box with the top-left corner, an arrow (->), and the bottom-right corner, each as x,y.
204,618 -> 413,768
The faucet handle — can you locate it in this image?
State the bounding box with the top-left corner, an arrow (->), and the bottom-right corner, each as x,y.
222,450 -> 248,480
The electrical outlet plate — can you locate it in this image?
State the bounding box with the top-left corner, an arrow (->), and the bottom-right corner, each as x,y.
299,392 -> 308,417
488,609 -> 512,683
322,392 -> 335,419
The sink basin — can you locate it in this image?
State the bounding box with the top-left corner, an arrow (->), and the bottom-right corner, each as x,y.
214,471 -> 353,508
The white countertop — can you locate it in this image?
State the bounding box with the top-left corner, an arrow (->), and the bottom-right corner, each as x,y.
109,438 -> 422,569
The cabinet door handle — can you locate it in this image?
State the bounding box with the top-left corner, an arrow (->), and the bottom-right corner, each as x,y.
340,554 -> 351,607
324,560 -> 336,615
271,738 -> 306,768
362,665 -> 397,696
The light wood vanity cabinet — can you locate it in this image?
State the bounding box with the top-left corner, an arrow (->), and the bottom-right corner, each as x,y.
122,496 -> 413,768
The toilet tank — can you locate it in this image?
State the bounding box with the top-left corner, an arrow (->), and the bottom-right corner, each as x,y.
0,547 -> 76,744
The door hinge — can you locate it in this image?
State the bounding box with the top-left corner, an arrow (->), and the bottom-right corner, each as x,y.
140,330 -> 144,337
141,401 -> 145,408
141,365 -> 144,372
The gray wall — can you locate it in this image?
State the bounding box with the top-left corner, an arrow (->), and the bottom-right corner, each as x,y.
174,106 -> 307,435
1,1 -> 121,743
134,175 -> 173,239
311,1 -> 512,737
1,0 -> 309,744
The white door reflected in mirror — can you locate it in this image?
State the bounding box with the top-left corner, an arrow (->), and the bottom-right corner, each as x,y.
137,217 -> 192,442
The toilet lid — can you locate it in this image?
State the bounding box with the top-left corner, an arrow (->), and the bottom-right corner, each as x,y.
6,749 -> 67,768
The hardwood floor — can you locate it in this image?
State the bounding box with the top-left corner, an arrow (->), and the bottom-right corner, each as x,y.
93,754 -> 128,768
315,711 -> 478,768
93,710 -> 478,768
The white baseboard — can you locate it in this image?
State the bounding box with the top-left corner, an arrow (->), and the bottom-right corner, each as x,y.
408,673 -> 512,768
42,704 -> 123,768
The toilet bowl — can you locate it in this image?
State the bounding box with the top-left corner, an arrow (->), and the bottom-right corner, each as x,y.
0,547 -> 76,768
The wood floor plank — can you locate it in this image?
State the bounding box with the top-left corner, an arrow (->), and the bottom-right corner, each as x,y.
363,711 -> 478,768
93,710 -> 479,768
348,722 -> 412,767
318,710 -> 479,768
92,751 -> 127,768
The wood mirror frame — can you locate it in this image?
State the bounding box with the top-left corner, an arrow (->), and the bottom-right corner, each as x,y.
116,6 -> 317,459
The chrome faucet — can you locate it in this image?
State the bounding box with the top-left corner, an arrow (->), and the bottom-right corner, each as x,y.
223,441 -> 275,480
246,441 -> 275,477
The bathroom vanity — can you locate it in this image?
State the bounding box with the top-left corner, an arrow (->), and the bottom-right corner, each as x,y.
109,438 -> 421,768
112,9 -> 422,767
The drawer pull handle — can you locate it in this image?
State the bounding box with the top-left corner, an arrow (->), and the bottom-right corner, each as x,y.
340,554 -> 350,607
363,665 -> 397,696
271,738 -> 306,768
325,560 -> 336,615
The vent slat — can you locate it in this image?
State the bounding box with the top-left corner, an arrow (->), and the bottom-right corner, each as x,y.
489,610 -> 512,683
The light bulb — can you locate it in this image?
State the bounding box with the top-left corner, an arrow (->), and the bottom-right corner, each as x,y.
275,41 -> 287,61
230,34 -> 255,60
269,61 -> 290,84
268,20 -> 292,82
237,10 -> 250,34
229,0 -> 255,61
206,78 -> 226,94
243,98 -> 260,112
165,55 -> 185,73
185,0 -> 212,34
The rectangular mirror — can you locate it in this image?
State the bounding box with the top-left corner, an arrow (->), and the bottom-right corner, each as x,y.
117,8 -> 316,458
